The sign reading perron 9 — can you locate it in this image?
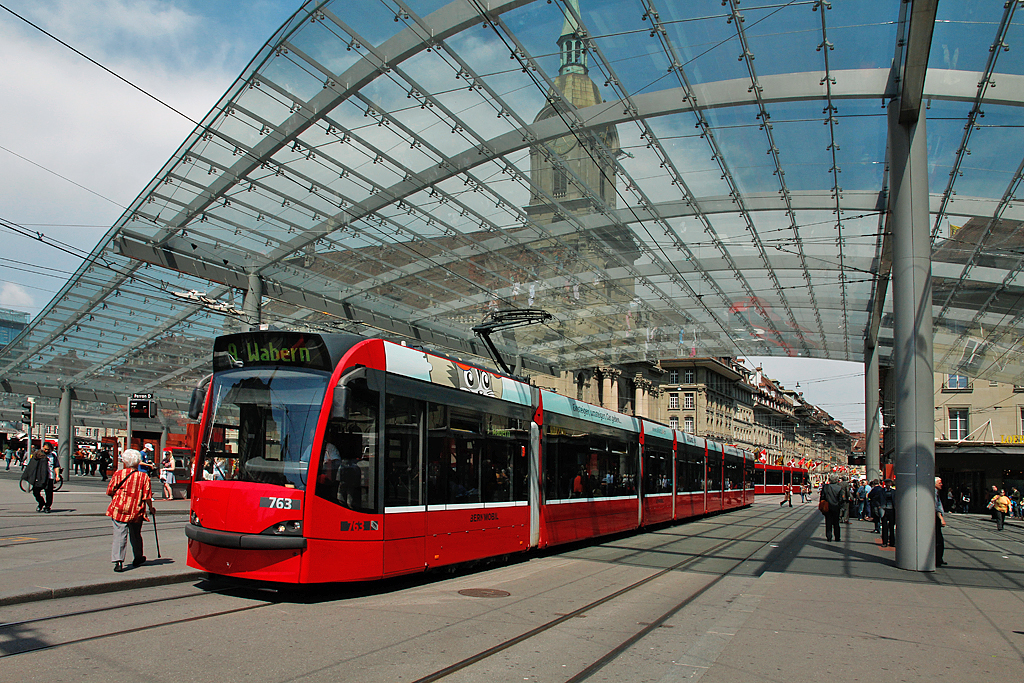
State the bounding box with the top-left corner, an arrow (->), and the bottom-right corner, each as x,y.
213,332 -> 331,372
129,395 -> 155,419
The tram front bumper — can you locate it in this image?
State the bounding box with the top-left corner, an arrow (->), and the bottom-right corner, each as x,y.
185,523 -> 307,550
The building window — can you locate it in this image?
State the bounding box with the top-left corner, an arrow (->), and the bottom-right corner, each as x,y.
553,166 -> 567,198
947,374 -> 969,389
683,369 -> 695,384
669,370 -> 678,384
684,393 -> 695,410
668,393 -> 679,410
684,416 -> 694,433
948,408 -> 969,440
669,416 -> 679,429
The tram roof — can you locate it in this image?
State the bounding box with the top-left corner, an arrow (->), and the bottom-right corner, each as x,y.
2,0 -> 1023,416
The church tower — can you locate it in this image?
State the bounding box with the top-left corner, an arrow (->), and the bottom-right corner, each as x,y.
527,0 -> 619,224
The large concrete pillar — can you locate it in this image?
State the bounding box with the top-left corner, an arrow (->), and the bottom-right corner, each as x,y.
58,387 -> 73,474
888,101 -> 936,572
242,272 -> 263,327
865,338 -> 881,483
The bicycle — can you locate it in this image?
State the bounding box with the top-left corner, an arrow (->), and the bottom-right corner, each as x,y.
19,476 -> 63,492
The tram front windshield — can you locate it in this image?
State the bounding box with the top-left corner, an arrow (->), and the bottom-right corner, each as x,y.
199,367 -> 329,490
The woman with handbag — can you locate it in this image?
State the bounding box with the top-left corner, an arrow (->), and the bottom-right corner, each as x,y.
106,449 -> 156,573
991,489 -> 1011,531
159,451 -> 176,500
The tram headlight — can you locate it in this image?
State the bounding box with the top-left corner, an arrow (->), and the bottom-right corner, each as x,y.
190,511 -> 201,527
263,520 -> 302,536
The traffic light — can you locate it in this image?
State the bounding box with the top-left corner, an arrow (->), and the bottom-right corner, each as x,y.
20,402 -> 32,425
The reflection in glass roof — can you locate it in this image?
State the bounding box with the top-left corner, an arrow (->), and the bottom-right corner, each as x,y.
2,0 -> 1024,415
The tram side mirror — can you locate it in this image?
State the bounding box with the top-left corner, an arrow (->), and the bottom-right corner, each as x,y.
332,385 -> 350,420
188,375 -> 211,421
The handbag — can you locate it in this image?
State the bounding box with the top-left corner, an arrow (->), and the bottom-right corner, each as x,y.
818,499 -> 829,514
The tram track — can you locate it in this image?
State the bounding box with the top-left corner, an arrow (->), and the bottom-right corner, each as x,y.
0,603 -> 272,658
409,505 -> 812,683
0,586 -> 275,658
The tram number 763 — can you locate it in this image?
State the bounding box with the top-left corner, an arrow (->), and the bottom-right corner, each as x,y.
259,497 -> 301,510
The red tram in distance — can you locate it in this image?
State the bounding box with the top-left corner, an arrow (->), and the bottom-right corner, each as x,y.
754,462 -> 809,495
184,330 -> 755,584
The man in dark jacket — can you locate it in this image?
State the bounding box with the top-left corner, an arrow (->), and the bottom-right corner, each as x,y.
867,480 -> 884,533
880,479 -> 897,548
820,474 -> 847,542
21,442 -> 60,512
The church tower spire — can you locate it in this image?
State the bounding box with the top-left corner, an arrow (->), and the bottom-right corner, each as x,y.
558,0 -> 587,75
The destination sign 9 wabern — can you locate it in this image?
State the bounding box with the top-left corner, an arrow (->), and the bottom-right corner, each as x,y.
213,332 -> 331,372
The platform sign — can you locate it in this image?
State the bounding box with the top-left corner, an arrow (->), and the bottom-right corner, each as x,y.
129,395 -> 156,419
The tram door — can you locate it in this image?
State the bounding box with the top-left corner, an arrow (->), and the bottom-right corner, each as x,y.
382,395 -> 426,576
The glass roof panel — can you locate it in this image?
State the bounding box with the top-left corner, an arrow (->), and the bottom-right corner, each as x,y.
929,1 -> 1009,73
6,0 -> 1024,416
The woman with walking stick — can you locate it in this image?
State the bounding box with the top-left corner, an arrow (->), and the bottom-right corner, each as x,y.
105,449 -> 155,573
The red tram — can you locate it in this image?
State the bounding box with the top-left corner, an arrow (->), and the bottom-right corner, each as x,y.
185,331 -> 755,583
754,462 -> 809,495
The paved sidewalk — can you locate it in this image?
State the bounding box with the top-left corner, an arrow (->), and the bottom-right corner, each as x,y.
0,469 -> 202,606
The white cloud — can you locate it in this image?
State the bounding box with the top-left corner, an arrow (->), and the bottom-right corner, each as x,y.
0,283 -> 35,310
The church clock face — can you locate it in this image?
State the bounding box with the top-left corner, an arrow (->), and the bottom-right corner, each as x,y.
551,134 -> 576,156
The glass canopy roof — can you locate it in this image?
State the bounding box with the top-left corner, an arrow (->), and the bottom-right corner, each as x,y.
2,0 -> 1023,415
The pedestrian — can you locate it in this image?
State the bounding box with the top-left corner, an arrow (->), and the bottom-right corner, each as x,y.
880,479 -> 897,548
780,482 -> 793,507
1011,488 -> 1022,519
159,451 -> 176,500
820,474 -> 847,542
990,488 -> 1011,531
867,479 -> 884,533
20,442 -> 60,513
105,449 -> 155,573
935,477 -> 946,567
4,445 -> 14,470
802,481 -> 811,503
838,478 -> 851,524
98,449 -> 112,481
139,443 -> 155,477
960,488 -> 971,514
857,479 -> 871,520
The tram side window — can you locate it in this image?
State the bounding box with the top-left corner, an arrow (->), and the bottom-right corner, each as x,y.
643,440 -> 673,494
707,449 -> 723,491
724,453 -> 741,491
543,419 -> 637,500
316,378 -> 378,514
482,414 -> 528,503
427,404 -> 483,505
384,395 -> 421,508
678,443 -> 703,492
606,436 -> 637,497
744,458 -> 754,489
765,469 -> 783,486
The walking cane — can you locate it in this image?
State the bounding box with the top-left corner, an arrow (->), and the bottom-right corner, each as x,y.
152,510 -> 162,559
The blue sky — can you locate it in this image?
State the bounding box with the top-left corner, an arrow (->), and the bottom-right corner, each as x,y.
0,0 -> 303,315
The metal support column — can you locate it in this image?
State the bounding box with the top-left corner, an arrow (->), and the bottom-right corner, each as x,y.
865,338 -> 881,483
58,387 -> 73,474
242,272 -> 263,328
888,101 -> 935,572
159,424 -> 168,455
